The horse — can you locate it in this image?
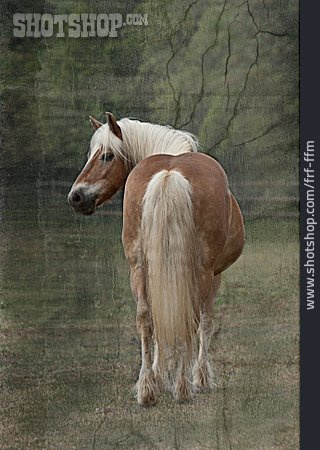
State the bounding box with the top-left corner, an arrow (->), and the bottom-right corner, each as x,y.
68,112 -> 244,406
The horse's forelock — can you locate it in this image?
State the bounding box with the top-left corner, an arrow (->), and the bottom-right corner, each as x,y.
89,123 -> 126,161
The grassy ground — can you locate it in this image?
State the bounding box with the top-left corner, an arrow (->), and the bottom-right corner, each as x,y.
0,207 -> 299,449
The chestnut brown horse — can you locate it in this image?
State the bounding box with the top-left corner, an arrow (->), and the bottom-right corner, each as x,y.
68,112 -> 244,406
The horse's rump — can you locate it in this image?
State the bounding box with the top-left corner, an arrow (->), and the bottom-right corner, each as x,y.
123,152 -> 243,294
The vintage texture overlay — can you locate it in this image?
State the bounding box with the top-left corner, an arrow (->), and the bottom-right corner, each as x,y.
0,0 -> 298,448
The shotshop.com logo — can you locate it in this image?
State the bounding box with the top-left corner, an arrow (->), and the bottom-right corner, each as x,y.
13,13 -> 148,38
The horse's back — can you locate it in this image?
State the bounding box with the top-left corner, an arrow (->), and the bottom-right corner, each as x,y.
122,152 -> 244,275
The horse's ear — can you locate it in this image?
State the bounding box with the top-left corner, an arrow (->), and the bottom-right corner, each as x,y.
89,116 -> 102,130
106,112 -> 122,140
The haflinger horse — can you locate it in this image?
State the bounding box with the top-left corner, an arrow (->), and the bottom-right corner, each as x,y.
68,112 -> 244,407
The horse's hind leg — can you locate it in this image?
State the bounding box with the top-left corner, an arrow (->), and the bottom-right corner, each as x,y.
193,273 -> 221,390
131,266 -> 156,406
174,345 -> 194,402
152,340 -> 166,392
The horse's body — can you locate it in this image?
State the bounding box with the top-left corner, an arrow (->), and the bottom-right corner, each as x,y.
68,113 -> 244,406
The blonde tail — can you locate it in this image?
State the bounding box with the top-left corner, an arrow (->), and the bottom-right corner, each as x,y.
142,170 -> 199,371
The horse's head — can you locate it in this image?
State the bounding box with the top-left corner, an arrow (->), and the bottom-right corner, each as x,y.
68,112 -> 128,215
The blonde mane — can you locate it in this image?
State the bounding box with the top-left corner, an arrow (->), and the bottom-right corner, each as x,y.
89,118 -> 198,167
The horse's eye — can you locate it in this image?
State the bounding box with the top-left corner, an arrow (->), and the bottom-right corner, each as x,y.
100,153 -> 114,162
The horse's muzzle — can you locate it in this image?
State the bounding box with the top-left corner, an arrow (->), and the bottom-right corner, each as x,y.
67,187 -> 96,215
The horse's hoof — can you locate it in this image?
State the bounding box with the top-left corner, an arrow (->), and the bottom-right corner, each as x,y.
138,394 -> 156,407
136,370 -> 157,406
174,377 -> 193,403
193,361 -> 215,391
152,366 -> 167,393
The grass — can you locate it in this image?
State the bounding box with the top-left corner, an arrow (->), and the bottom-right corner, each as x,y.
0,206 -> 299,449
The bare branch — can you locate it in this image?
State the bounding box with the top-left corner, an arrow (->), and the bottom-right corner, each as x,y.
255,29 -> 290,38
232,122 -> 280,147
209,0 -> 260,151
224,8 -> 241,86
178,0 -> 227,129
226,80 -> 231,112
165,0 -> 199,127
247,0 -> 260,31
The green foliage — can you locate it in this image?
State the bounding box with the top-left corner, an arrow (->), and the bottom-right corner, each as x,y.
0,0 -> 298,217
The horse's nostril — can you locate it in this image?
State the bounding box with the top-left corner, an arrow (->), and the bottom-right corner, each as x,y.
72,192 -> 82,204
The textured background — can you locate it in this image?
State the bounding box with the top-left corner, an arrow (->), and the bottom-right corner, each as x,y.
0,1 -> 299,448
